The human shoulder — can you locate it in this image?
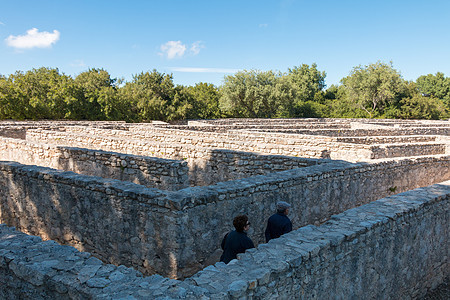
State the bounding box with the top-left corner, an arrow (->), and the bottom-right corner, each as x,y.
268,213 -> 279,221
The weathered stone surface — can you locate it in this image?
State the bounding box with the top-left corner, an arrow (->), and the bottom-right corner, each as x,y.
0,119 -> 449,298
227,280 -> 248,298
0,183 -> 449,299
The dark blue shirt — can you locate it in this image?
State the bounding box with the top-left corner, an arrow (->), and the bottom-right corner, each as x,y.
220,230 -> 255,264
265,212 -> 292,242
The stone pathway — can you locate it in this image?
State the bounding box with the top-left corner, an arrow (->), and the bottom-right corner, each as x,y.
422,277 -> 449,300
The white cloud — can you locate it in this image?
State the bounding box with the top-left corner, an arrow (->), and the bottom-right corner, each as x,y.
0,21 -> 5,26
190,41 -> 204,55
170,67 -> 240,73
160,40 -> 205,59
259,23 -> 268,28
160,41 -> 186,59
5,28 -> 60,49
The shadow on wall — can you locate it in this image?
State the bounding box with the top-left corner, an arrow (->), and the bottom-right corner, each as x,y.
1,151 -> 449,279
174,148 -> 327,187
0,164 -> 181,278
55,147 -> 189,191
0,153 -> 340,280
0,127 -> 27,139
169,154 -> 450,278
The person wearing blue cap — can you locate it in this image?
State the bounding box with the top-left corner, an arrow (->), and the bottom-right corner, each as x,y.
265,201 -> 293,242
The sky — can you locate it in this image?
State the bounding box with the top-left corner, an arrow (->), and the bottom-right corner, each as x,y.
1,0 -> 450,88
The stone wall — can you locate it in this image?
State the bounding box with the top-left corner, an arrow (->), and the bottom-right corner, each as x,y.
254,127 -> 450,137
25,129 -> 328,184
26,127 -> 375,161
0,224 -> 207,299
173,155 -> 450,277
334,135 -> 438,144
62,125 -> 448,161
0,136 -> 189,191
188,181 -> 450,299
437,136 -> 450,154
369,143 -> 446,159
186,117 -> 448,125
1,154 -> 448,278
0,162 -> 178,278
62,126 -> 335,159
185,117 -> 449,128
187,149 -> 322,186
1,181 -> 448,299
0,121 -> 129,140
0,126 -> 27,139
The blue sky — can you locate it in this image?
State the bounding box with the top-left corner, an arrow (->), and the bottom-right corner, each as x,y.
1,0 -> 449,87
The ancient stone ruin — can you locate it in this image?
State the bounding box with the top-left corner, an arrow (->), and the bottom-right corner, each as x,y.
0,118 -> 448,299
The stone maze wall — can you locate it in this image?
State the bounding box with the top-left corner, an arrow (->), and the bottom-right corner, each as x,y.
334,135 -> 438,144
187,181 -> 450,299
75,124 -> 449,160
186,117 -> 449,127
26,126 -> 448,162
251,127 -> 450,137
0,136 -> 189,191
0,121 -> 129,140
0,181 -> 448,299
0,154 -> 448,279
0,118 -> 449,298
0,134 -> 325,189
369,143 -> 446,159
0,161 -> 173,277
24,129 -> 327,185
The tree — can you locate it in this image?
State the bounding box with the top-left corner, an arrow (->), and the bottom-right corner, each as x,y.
398,95 -> 448,120
416,72 -> 450,109
0,74 -> 25,119
119,70 -> 190,122
285,63 -> 326,103
278,63 -> 327,117
340,61 -> 407,117
323,84 -> 339,101
220,70 -> 291,118
0,68 -> 75,120
70,68 -> 126,120
185,83 -> 222,119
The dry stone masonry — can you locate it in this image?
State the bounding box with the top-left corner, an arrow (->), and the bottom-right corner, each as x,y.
0,118 -> 449,299
1,181 -> 448,299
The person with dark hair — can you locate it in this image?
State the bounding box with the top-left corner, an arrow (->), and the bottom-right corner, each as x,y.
265,201 -> 292,242
220,215 -> 255,264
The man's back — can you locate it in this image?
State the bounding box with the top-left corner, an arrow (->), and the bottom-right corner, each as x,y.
265,212 -> 292,242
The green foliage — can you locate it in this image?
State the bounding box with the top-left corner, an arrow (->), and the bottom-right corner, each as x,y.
0,68 -> 74,120
220,64 -> 327,118
324,84 -> 339,100
326,96 -> 370,118
294,100 -> 329,118
220,70 -> 291,118
69,68 -> 116,120
416,72 -> 450,110
119,70 -> 195,122
286,63 -> 326,103
185,83 -> 222,119
121,70 -> 176,121
397,95 -> 448,120
340,61 -> 407,118
0,63 -> 448,121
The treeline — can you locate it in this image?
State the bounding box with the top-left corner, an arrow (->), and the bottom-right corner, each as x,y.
0,62 -> 449,121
